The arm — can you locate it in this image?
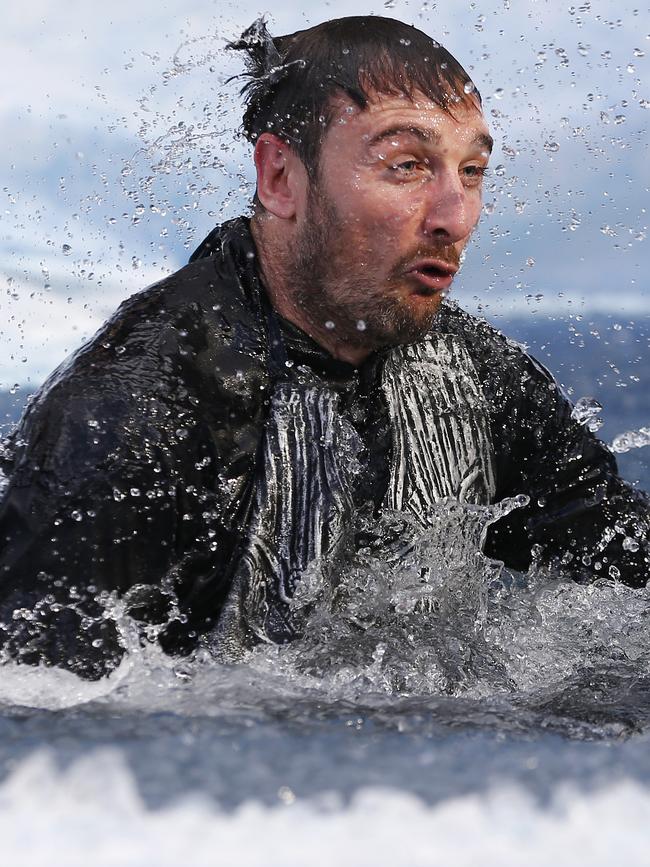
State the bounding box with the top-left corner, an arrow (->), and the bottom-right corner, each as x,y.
0,356 -> 249,680
0,244 -> 270,678
480,335 -> 649,586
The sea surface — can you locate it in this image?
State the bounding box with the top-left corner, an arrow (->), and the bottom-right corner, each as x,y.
0,312 -> 649,866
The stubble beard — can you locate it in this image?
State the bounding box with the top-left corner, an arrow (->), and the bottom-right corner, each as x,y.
287,192 -> 443,352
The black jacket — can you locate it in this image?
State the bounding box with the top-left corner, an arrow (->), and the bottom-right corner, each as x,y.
0,218 -> 647,678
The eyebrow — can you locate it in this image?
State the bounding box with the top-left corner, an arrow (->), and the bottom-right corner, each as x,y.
367,125 -> 494,154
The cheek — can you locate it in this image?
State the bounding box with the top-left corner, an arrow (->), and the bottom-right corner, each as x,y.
365,188 -> 424,227
383,183 -> 433,220
351,209 -> 414,246
327,179 -> 423,242
466,189 -> 484,228
338,198 -> 407,236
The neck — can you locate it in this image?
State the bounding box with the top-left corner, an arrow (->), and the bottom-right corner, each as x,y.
250,216 -> 373,366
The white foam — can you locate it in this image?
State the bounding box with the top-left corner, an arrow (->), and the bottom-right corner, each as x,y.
1,747 -> 649,867
0,656 -> 133,710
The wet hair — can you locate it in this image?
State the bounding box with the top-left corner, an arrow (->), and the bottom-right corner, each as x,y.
227,16 -> 481,177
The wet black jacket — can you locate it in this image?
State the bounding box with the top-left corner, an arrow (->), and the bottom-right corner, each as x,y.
0,218 -> 647,678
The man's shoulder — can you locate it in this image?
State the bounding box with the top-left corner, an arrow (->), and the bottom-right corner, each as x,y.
5,220 -> 269,474
46,218 -> 263,387
434,302 -> 527,362
103,218 -> 262,349
431,302 -> 559,397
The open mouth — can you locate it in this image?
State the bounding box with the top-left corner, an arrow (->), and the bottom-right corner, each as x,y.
408,262 -> 457,293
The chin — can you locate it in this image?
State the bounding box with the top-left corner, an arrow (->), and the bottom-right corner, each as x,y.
395,295 -> 442,338
348,289 -> 442,348
375,313 -> 439,347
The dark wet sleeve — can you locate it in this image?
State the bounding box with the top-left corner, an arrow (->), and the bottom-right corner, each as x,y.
484,348 -> 650,587
0,383 -> 238,679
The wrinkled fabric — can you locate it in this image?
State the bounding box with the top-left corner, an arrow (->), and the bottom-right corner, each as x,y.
210,383 -> 360,660
209,333 -> 497,660
382,337 -> 496,515
0,218 -> 647,679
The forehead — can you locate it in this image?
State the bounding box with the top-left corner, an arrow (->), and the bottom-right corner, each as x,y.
325,90 -> 490,148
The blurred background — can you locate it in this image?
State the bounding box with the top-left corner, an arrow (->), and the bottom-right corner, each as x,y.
1,0 -> 648,478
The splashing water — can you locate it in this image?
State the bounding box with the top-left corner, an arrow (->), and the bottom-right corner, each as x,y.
570,397 -> 650,454
611,428 -> 650,454
235,496 -> 650,720
0,430 -> 648,862
0,492 -> 648,737
251,497 -> 529,698
572,396 -> 604,432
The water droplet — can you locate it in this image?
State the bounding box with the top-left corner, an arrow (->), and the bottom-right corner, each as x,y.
464,81 -> 475,94
571,396 -> 603,432
325,320 -> 336,330
526,257 -> 535,267
493,88 -> 504,100
70,510 -> 83,522
633,48 -> 645,57
610,427 -> 650,454
356,320 -> 367,331
62,244 -> 72,255
277,786 -> 296,805
614,114 -> 626,125
543,141 -> 560,153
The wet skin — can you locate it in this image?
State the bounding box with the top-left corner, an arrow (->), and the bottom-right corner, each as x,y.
253,91 -> 493,363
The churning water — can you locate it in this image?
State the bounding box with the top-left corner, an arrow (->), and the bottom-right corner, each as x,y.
0,316 -> 648,865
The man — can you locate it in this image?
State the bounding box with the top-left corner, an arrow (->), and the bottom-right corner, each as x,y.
0,17 -> 647,680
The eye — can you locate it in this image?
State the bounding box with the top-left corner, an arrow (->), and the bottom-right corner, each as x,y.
390,159 -> 421,176
462,165 -> 489,185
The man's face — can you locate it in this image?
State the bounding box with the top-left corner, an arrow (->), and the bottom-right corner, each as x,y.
289,91 -> 492,349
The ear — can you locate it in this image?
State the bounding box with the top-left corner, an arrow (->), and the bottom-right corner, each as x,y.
253,133 -> 307,220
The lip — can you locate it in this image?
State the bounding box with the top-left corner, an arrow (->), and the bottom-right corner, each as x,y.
406,259 -> 458,292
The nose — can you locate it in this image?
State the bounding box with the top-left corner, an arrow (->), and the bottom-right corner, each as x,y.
422,170 -> 478,244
